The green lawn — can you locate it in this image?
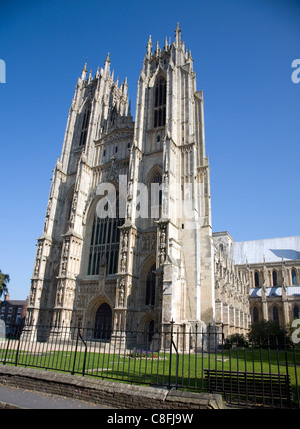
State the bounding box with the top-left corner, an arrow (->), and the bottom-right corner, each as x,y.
1,344 -> 300,406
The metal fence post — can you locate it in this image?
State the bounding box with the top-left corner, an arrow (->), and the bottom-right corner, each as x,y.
3,330 -> 10,365
14,325 -> 21,366
168,319 -> 174,388
71,321 -> 80,375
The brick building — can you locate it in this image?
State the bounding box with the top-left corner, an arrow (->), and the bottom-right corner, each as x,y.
0,294 -> 28,328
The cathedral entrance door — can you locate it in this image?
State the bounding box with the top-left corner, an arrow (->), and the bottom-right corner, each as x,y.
94,303 -> 112,340
148,320 -> 155,343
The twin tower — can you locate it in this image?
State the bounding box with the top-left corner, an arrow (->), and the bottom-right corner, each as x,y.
27,24 -> 215,340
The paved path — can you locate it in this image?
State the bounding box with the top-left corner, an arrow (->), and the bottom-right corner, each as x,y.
0,384 -> 114,409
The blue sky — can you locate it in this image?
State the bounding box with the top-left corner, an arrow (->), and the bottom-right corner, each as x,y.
0,0 -> 299,300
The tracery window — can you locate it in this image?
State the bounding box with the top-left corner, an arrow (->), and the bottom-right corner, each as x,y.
292,269 -> 298,286
272,270 -> 278,287
87,198 -> 124,276
154,77 -> 166,128
79,106 -> 91,146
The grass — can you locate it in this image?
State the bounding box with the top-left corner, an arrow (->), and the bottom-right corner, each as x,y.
1,342 -> 300,406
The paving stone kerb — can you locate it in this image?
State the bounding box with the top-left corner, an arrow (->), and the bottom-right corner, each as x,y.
0,366 -> 224,409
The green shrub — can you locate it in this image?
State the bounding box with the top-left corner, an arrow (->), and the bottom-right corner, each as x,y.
224,333 -> 249,349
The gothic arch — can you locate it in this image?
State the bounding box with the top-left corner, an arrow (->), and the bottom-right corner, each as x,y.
146,164 -> 163,184
140,255 -> 157,281
153,76 -> 166,128
94,303 -> 112,339
79,100 -> 92,147
252,306 -> 259,323
254,271 -> 260,287
291,268 -> 298,285
139,311 -> 156,343
272,269 -> 278,287
139,311 -> 156,329
85,295 -> 113,332
147,71 -> 167,131
139,255 -> 157,306
271,305 -> 280,324
80,182 -> 124,277
293,304 -> 299,319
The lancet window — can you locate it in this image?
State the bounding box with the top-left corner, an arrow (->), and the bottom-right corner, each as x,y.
145,263 -> 156,306
154,77 -> 166,128
292,269 -> 297,286
79,106 -> 91,146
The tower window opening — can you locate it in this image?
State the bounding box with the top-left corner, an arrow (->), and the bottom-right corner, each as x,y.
79,106 -> 91,147
154,77 -> 166,128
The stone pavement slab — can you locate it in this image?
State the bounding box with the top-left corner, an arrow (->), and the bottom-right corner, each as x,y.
0,384 -> 113,409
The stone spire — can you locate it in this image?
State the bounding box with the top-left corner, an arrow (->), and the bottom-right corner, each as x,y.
175,22 -> 182,46
104,52 -> 111,75
146,35 -> 153,59
81,62 -> 87,81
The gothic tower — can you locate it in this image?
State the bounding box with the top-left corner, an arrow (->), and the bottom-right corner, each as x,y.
27,24 -> 215,340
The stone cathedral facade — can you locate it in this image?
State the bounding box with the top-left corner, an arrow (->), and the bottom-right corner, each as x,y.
27,25 -> 251,339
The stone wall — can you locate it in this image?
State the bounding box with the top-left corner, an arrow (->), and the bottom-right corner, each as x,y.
0,366 -> 223,409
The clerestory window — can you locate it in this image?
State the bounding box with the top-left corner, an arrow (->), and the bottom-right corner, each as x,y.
292,269 -> 297,286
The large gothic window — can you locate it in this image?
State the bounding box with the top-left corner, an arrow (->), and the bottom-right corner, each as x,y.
154,77 -> 166,128
145,264 -> 156,306
87,198 -> 124,276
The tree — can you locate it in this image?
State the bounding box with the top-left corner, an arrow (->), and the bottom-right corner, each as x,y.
0,269 -> 10,298
248,320 -> 287,348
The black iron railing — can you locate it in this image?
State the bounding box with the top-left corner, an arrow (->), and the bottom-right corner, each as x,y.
0,321 -> 299,408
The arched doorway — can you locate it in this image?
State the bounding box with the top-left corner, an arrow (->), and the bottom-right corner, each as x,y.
147,320 -> 155,343
94,303 -> 112,339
